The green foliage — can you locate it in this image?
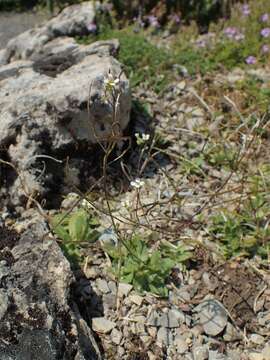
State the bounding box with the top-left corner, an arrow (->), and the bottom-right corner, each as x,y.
235,79 -> 270,114
98,28 -> 173,92
103,235 -> 192,297
50,209 -> 100,263
205,143 -> 238,169
79,28 -> 176,92
181,154 -> 206,177
209,166 -> 270,259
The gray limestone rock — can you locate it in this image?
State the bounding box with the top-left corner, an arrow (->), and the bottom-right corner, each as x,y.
0,2 -> 131,209
0,2 -> 96,64
0,223 -> 101,360
194,299 -> 228,337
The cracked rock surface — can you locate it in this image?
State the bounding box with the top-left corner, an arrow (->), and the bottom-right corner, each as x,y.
0,222 -> 101,360
0,3 -> 131,209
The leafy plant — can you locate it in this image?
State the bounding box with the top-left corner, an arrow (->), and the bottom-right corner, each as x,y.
209,197 -> 270,258
103,235 -> 192,297
50,209 -> 100,263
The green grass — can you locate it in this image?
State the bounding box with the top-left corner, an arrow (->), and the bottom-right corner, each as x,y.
98,28 -> 175,92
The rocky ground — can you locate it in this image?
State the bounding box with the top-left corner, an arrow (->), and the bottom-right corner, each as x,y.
0,1 -> 270,360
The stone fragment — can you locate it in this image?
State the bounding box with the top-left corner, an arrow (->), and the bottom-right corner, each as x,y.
248,353 -> 264,360
169,309 -> 186,327
147,326 -> 157,338
262,344 -> 270,359
118,283 -> 133,297
157,327 -> 173,347
192,345 -> 209,360
250,333 -> 265,345
0,290 -> 8,320
92,317 -> 116,334
147,310 -> 162,327
208,350 -> 227,360
111,328 -> 122,345
175,286 -> 192,302
174,335 -> 188,354
96,278 -> 110,294
258,311 -> 270,326
195,300 -> 228,336
226,350 -> 242,360
103,293 -> 116,311
108,281 -> 117,295
223,322 -> 242,342
129,294 -> 144,306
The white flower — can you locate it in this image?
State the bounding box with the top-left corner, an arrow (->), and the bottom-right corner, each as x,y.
142,133 -> 150,141
81,199 -> 91,209
130,178 -> 145,189
104,73 -> 120,90
135,132 -> 150,145
121,199 -> 130,208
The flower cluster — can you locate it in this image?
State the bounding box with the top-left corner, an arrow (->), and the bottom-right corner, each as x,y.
81,198 -> 91,209
261,13 -> 269,23
223,8 -> 270,66
135,133 -> 150,146
261,44 -> 270,53
245,55 -> 257,65
130,178 -> 145,189
242,4 -> 250,16
261,27 -> 270,38
148,15 -> 160,28
223,27 -> 245,41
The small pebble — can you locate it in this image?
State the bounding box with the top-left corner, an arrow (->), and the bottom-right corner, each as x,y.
92,317 -> 116,334
248,353 -> 264,360
174,335 -> 188,355
96,278 -> 110,294
195,299 -> 228,336
111,328 -> 122,345
157,327 -> 173,346
129,294 -> 143,306
250,333 -> 265,345
118,283 -> 133,297
193,345 -> 209,360
262,344 -> 270,359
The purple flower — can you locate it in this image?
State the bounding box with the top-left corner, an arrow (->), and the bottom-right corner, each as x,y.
261,27 -> 270,37
148,15 -> 160,28
245,56 -> 257,65
224,26 -> 237,38
224,27 -> 244,41
171,14 -> 181,24
261,13 -> 269,22
242,4 -> 250,16
87,22 -> 97,33
261,44 -> 270,53
234,33 -> 245,41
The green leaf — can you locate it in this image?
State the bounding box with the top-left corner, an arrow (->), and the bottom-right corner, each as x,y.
50,214 -> 71,242
69,210 -> 89,242
85,228 -> 100,243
